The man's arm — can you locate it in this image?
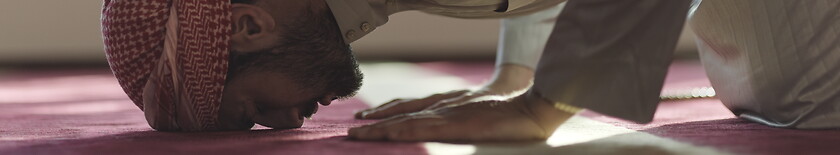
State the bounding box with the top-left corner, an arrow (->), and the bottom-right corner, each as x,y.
495,2 -> 564,70
354,3 -> 564,119
349,0 -> 694,141
532,0 -> 692,123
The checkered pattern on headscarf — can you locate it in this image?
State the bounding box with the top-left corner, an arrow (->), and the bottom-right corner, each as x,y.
102,0 -> 231,130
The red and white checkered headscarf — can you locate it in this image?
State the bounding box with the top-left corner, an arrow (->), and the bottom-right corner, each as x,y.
102,0 -> 231,131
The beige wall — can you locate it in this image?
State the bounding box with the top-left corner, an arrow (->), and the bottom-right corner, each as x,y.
0,1 -> 696,64
0,1 -> 105,63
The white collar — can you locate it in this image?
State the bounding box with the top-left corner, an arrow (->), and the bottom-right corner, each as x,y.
325,0 -> 395,44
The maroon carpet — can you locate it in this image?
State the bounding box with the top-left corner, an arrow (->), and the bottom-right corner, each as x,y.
3,61 -> 840,155
0,70 -> 425,155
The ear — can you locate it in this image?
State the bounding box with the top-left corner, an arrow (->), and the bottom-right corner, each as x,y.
231,3 -> 279,53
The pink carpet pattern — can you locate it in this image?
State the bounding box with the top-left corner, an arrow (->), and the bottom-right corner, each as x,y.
2,60 -> 840,154
0,69 -> 425,155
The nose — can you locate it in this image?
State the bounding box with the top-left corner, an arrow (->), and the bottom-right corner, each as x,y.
319,93 -> 337,106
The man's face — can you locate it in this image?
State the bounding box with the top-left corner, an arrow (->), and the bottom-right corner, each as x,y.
219,66 -> 357,129
220,70 -> 325,129
217,0 -> 362,130
218,46 -> 363,130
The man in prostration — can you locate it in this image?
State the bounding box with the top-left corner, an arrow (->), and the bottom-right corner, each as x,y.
103,0 -> 840,141
103,0 -> 560,131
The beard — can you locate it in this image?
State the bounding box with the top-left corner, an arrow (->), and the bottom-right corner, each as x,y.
227,48 -> 363,100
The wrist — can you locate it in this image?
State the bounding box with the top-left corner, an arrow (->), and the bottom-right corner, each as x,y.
520,90 -> 578,135
483,64 -> 535,94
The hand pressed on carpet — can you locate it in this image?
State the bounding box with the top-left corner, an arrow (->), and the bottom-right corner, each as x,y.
348,93 -> 575,142
355,64 -> 536,119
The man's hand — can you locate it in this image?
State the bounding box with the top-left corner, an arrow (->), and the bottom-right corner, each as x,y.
355,89 -> 511,119
348,91 -> 576,142
355,64 -> 536,119
355,89 -> 467,119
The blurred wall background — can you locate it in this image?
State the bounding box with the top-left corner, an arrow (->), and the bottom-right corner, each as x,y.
0,1 -> 105,64
0,1 -> 697,65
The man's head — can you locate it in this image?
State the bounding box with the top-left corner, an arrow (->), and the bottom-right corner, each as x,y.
217,0 -> 363,130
